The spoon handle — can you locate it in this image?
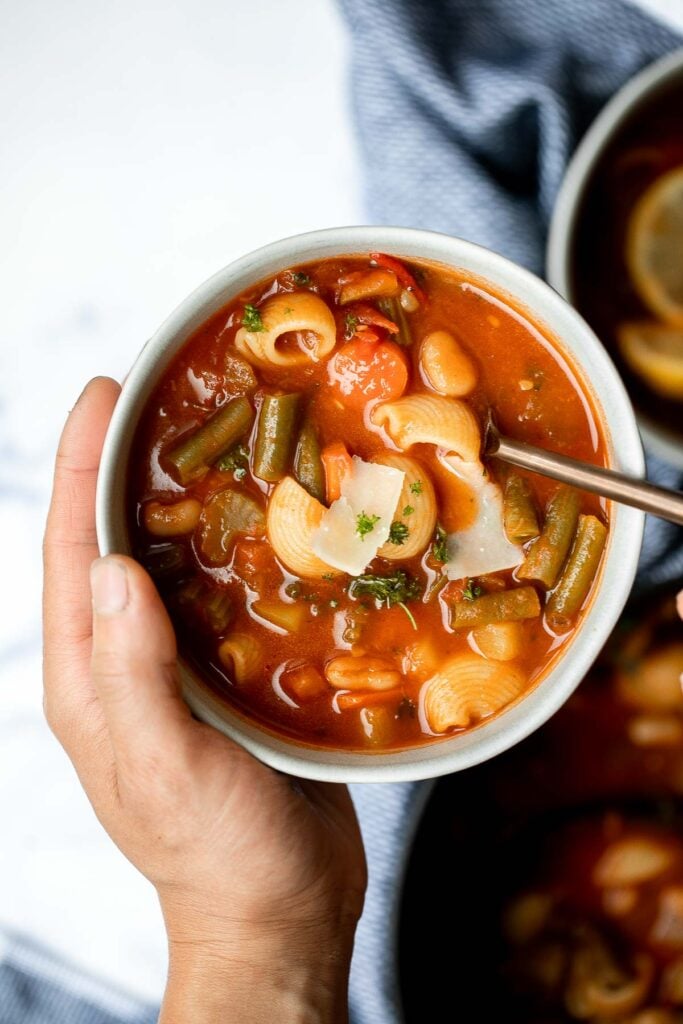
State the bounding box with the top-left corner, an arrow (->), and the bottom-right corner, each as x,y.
491,434 -> 683,527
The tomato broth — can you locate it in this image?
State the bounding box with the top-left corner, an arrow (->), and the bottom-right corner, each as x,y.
128,254 -> 608,751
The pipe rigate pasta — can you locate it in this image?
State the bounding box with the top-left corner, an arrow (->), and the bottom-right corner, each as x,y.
266,476 -> 336,578
371,394 -> 481,462
423,653 -> 526,732
235,292 -> 336,367
372,452 -> 437,559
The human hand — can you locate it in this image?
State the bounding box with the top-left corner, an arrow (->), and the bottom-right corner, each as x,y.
43,377 -> 367,1023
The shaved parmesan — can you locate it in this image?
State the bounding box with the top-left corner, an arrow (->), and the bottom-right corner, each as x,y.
311,456 -> 405,576
440,456 -> 522,580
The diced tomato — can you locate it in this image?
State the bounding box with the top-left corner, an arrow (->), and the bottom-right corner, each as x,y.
321,442 -> 354,503
233,539 -> 273,578
328,339 -> 408,410
345,302 -> 399,335
369,252 -> 427,305
282,663 -> 329,703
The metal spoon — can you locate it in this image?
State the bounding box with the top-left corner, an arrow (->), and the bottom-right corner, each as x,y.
484,417 -> 683,527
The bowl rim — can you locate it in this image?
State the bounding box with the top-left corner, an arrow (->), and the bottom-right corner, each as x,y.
546,46 -> 683,468
96,224 -> 644,783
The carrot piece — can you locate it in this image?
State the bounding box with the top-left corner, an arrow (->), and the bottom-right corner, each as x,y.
328,339 -> 409,410
369,252 -> 427,304
337,688 -> 403,711
321,442 -> 354,503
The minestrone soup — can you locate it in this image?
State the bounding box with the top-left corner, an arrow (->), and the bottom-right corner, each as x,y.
128,253 -> 609,751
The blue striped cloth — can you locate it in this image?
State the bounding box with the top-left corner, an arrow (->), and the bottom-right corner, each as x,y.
341,3 -> 683,1024
5,2 -> 682,1021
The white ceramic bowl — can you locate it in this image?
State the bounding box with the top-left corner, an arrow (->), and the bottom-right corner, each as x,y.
547,47 -> 683,468
96,226 -> 644,783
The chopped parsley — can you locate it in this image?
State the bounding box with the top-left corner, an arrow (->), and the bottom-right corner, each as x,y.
345,313 -> 360,340
216,442 -> 249,475
410,480 -> 423,496
389,521 -> 410,545
463,579 -> 483,602
356,511 -> 380,540
242,304 -> 265,332
431,525 -> 449,564
292,271 -> 312,287
322,572 -> 337,582
402,504 -> 415,517
348,570 -> 421,616
329,598 -> 339,609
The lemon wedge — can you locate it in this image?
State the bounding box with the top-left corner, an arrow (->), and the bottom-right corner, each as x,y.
626,166 -> 683,326
617,320 -> 683,399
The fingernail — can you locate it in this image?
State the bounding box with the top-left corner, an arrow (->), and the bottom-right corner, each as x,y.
91,557 -> 129,614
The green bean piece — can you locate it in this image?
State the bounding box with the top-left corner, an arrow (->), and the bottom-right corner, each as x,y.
517,486 -> 581,589
199,488 -> 265,566
503,473 -> 540,542
378,296 -> 413,347
294,419 -> 325,502
546,515 -> 608,629
449,586 -> 541,630
166,396 -> 254,485
253,393 -> 301,482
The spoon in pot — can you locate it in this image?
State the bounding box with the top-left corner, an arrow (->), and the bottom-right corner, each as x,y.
484,416 -> 683,527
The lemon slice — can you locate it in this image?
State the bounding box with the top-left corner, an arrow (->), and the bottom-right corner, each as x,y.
617,320 -> 683,399
626,166 -> 683,326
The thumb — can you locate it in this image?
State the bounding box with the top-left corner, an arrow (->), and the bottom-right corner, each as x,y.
90,555 -> 192,765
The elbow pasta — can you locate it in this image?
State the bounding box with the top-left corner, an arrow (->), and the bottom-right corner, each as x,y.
372,394 -> 481,462
143,498 -> 202,536
266,476 -> 337,578
234,292 -> 336,367
218,632 -> 264,685
419,330 -> 477,397
372,452 -> 437,559
423,653 -> 526,732
325,655 -> 403,692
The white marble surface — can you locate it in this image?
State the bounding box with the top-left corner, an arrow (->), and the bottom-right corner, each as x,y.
0,0 -> 359,1002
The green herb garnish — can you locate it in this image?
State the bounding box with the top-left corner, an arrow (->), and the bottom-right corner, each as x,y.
242,304 -> 265,332
345,313 -> 360,340
410,480 -> 423,496
292,271 -> 312,287
389,521 -> 410,545
329,599 -> 339,609
463,579 -> 483,602
216,442 -> 249,474
356,511 -> 380,539
322,572 -> 337,582
349,570 -> 421,631
431,525 -> 448,564
349,570 -> 421,606
402,504 -> 415,517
